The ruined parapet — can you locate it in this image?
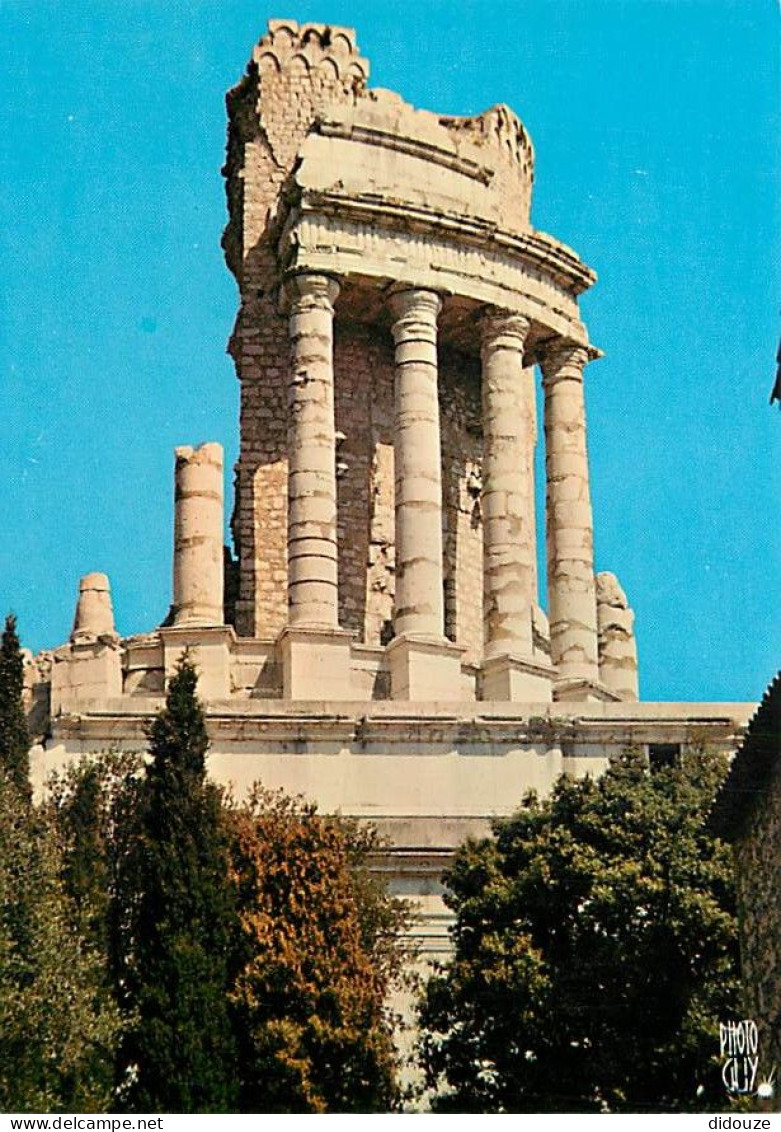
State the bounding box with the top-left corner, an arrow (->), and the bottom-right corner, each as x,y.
596,572 -> 639,701
172,443 -> 225,628
222,21 -> 369,284
22,649 -> 52,742
71,572 -> 117,642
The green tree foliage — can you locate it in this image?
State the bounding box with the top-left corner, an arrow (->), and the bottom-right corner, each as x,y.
0,773 -> 122,1112
0,613 -> 31,797
227,788 -> 409,1113
114,658 -> 238,1113
419,747 -> 739,1113
46,751 -> 142,960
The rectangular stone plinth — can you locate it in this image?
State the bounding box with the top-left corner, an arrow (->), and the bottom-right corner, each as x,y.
481,653 -> 554,703
160,625 -> 235,700
386,635 -> 464,701
51,639 -> 123,713
553,676 -> 622,704
277,626 -> 354,700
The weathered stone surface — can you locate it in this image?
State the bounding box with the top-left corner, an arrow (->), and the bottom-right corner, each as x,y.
541,343 -> 600,693
388,287 -> 445,642
223,18 -> 595,662
480,310 -> 536,661
173,442 -> 225,628
596,571 -> 639,701
71,572 -> 117,641
284,273 -> 341,629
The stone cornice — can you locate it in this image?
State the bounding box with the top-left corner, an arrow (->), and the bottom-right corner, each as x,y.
283,188 -> 596,297
51,700 -> 752,749
316,116 -> 495,185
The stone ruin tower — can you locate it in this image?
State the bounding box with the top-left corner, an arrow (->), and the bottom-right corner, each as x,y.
32,18 -> 752,963
221,19 -> 639,705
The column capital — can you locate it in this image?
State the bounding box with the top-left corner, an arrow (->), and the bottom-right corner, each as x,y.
539,339 -> 590,384
480,307 -> 531,354
387,286 -> 442,332
283,272 -> 340,311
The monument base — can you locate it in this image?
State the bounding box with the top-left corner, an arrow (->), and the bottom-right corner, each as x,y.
277,625 -> 354,700
481,653 -> 555,702
386,635 -> 464,701
160,624 -> 235,699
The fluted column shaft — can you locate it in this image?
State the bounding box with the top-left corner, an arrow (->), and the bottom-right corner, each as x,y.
541,343 -> 599,683
285,273 -> 340,629
389,288 -> 444,639
481,310 -> 537,659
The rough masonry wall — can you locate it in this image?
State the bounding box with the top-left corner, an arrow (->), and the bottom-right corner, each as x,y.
337,331 -> 485,661
440,349 -> 484,665
735,773 -> 781,1088
334,324 -> 383,639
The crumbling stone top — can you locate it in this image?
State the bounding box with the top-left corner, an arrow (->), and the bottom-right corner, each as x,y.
254,20 -> 369,87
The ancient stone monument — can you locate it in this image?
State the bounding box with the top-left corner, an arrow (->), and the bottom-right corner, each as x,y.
221,19 -> 612,704
28,21 -> 753,959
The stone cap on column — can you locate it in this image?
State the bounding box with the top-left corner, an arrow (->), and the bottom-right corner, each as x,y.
538,337 -> 604,380
480,307 -> 531,354
281,272 -> 340,313
388,285 -> 442,319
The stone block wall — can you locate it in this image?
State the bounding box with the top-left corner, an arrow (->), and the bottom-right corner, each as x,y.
233,309 -> 487,657
440,349 -> 483,665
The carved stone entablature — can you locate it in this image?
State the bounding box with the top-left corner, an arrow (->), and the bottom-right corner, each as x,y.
278,203 -> 593,345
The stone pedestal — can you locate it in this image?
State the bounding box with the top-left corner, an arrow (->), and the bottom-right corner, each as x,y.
541,342 -> 600,693
386,635 -> 464,702
173,443 -> 225,627
481,654 -> 554,702
285,273 -> 341,629
51,639 -> 123,713
278,626 -> 353,701
389,288 -> 445,641
160,625 -> 234,700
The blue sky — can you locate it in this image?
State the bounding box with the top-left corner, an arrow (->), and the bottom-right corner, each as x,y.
0,0 -> 778,701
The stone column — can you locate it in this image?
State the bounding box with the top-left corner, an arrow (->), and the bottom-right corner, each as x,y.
285,273 -> 340,629
386,287 -> 463,700
521,362 -> 540,602
541,342 -> 600,693
389,287 -> 445,640
172,442 -> 225,627
480,310 -> 535,659
596,572 -> 639,701
480,311 -> 551,701
277,273 -> 352,699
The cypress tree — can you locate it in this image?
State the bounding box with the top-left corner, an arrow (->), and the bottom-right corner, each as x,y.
0,613 -> 31,798
115,657 -> 238,1113
0,774 -> 122,1112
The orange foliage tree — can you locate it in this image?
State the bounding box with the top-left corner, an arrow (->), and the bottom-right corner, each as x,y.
227,788 -> 409,1112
